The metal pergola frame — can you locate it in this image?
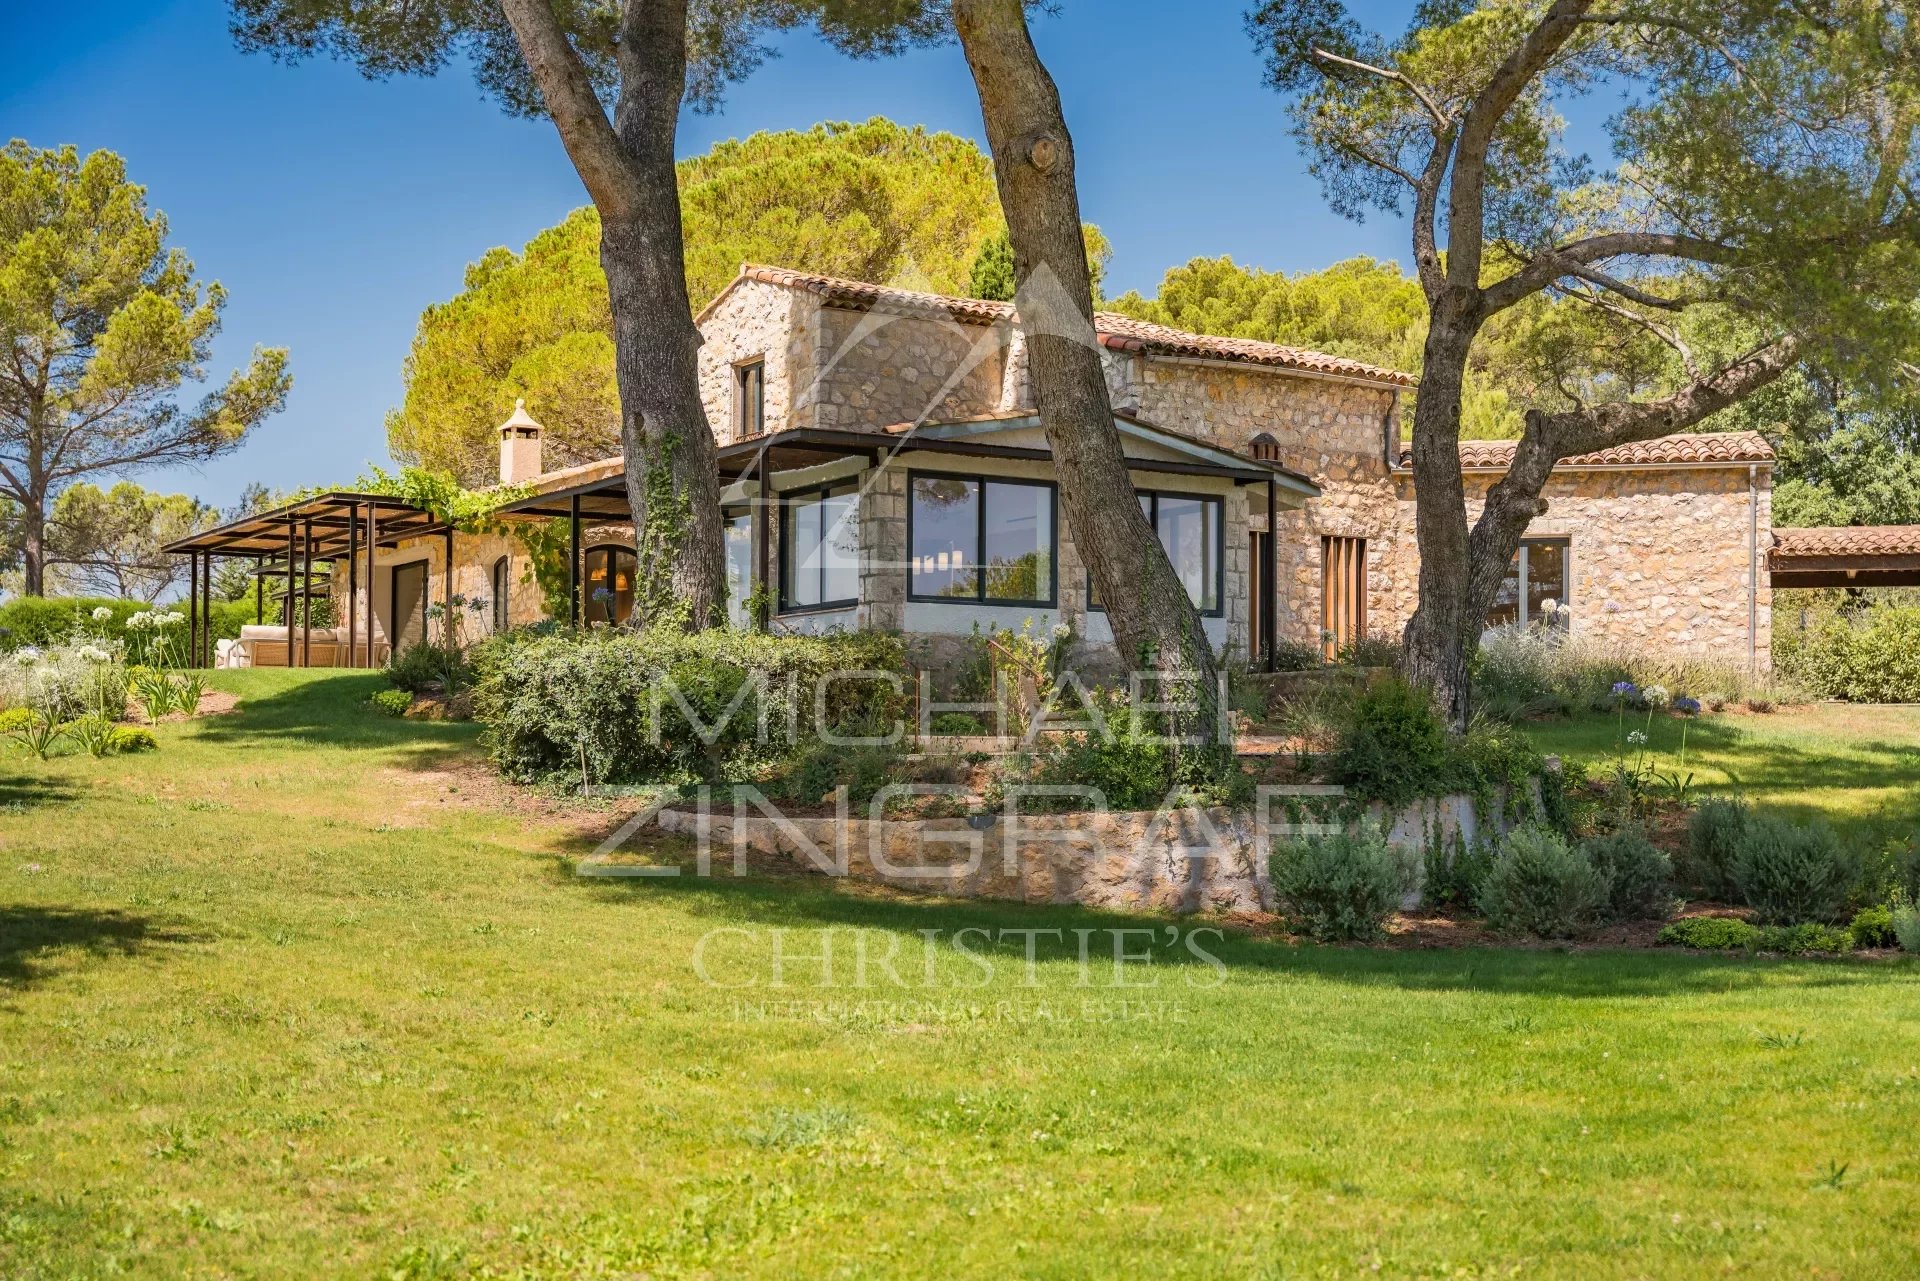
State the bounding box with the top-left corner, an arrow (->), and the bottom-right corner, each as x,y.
491,425 -> 1310,670
163,492 -> 451,669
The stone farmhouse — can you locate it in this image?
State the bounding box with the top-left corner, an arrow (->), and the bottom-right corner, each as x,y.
173,265 -> 1818,674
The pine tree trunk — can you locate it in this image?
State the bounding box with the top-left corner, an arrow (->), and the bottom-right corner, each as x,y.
604,0 -> 725,628
22,493 -> 46,596
953,0 -> 1230,768
1399,317 -> 1479,727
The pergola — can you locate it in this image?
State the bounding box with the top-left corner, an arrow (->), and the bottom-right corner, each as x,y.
1770,526 -> 1920,590
164,493 -> 452,668
491,422 -> 1313,668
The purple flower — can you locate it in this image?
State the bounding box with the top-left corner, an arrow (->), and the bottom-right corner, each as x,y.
1611,681 -> 1637,698
1672,695 -> 1701,716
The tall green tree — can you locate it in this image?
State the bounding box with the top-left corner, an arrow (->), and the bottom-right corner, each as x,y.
1109,254 -> 1523,437
231,1 -> 947,628
966,223 -> 1113,304
1249,0 -> 1920,721
391,119 -> 1008,482
0,142 -> 290,596
43,481 -> 219,603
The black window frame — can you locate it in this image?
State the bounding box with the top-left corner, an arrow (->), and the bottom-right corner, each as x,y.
1488,536 -> 1573,630
490,555 -> 510,631
583,543 -> 638,626
778,481 -> 861,615
1086,488 -> 1226,619
905,469 -> 1060,608
733,358 -> 766,439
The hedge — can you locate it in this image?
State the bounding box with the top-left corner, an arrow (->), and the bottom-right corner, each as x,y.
471,626 -> 909,785
0,595 -> 315,661
1777,605 -> 1920,703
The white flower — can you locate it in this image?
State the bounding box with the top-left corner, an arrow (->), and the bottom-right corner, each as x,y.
125,611 -> 153,631
1643,684 -> 1671,709
13,647 -> 40,665
91,606 -> 114,622
78,645 -> 112,664
157,611 -> 185,628
1627,730 -> 1648,746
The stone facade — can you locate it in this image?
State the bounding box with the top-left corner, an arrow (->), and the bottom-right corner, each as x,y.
371,268 -> 1770,673
1384,464 -> 1773,665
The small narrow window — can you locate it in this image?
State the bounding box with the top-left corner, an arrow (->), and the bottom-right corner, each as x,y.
1321,536 -> 1367,659
490,556 -> 510,630
734,360 -> 766,439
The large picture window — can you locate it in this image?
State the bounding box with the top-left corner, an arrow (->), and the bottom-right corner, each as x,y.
780,482 -> 859,611
1089,490 -> 1224,616
907,472 -> 1056,605
1487,538 -> 1571,631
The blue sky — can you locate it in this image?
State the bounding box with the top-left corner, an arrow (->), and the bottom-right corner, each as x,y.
4,0 -> 1428,512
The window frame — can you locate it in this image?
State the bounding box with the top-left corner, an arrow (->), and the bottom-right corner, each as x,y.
905,469 -> 1060,608
490,555 -> 510,631
777,481 -> 861,615
733,358 -> 766,439
1086,488 -> 1226,619
1489,536 -> 1573,630
582,543 -> 638,626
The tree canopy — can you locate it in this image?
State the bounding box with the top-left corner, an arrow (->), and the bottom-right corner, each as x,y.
0,141 -> 290,595
42,481 -> 218,603
1248,0 -> 1920,717
389,118 -> 1015,483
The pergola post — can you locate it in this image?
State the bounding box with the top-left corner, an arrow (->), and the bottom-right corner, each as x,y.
299,517 -> 313,667
254,557 -> 263,625
285,521 -> 297,663
201,553 -> 214,667
754,456 -> 772,632
187,552 -> 200,669
347,504 -> 360,668
1264,478 -> 1278,673
568,494 -> 581,629
365,503 -> 379,667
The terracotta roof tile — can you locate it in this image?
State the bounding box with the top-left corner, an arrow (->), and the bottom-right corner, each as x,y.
1770,525 -> 1920,558
1393,431 -> 1775,471
715,265 -> 1414,386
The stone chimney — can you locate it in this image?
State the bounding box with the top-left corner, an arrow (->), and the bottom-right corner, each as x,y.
498,399 -> 544,485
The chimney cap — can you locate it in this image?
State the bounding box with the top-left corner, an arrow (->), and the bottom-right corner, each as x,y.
500,398 -> 544,437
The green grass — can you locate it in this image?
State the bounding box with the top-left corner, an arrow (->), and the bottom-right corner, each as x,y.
1521,703 -> 1920,841
2,672 -> 1919,1278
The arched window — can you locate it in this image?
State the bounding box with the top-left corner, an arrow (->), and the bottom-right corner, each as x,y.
583,545 -> 637,626
490,556 -> 510,630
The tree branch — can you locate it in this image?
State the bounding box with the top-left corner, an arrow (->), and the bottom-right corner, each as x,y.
1480,230 -> 1740,313
497,0 -> 644,220
1310,47 -> 1450,129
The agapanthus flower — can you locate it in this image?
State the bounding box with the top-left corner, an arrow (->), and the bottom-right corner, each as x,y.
125,611 -> 153,631
1643,684 -> 1671,709
1627,730 -> 1648,746
91,606 -> 114,622
1672,695 -> 1701,716
1611,681 -> 1636,698
13,647 -> 40,665
157,611 -> 186,628
78,645 -> 113,664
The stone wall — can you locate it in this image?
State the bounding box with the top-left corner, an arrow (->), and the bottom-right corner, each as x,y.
806,306 -> 1007,430
1105,352 -> 1405,649
1382,464 -> 1772,665
696,279 -> 819,441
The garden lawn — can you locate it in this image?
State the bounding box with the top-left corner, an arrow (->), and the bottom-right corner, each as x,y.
1521,702 -> 1920,843
1,671 -> 1918,1279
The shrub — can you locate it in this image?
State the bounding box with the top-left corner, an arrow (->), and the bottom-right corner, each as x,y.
1331,676 -> 1449,808
928,711 -> 986,735
1777,604 -> 1920,703
777,740 -> 903,808
1269,824 -> 1415,942
1686,796 -> 1751,899
1894,901 -> 1920,953
367,689 -> 414,717
1753,923 -> 1853,955
108,725 -> 158,753
1658,917 -> 1761,949
1848,904 -> 1897,949
1475,826 -> 1607,938
472,626 -> 908,786
388,641 -> 465,694
0,707 -> 30,733
1030,690 -> 1176,811
1422,829 -> 1497,909
1582,826 -> 1676,921
1270,640 -> 1322,672
1730,816 -> 1859,925
1332,634 -> 1401,669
